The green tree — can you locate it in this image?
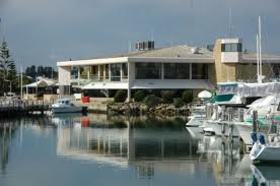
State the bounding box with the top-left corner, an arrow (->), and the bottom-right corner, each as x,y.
0,40 -> 17,94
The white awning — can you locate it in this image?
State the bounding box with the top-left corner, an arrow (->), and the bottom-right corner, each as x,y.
24,78 -> 57,88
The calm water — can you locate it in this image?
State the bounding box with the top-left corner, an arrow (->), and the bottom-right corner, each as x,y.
0,114 -> 279,186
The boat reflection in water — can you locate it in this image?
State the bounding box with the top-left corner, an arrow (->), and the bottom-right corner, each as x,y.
54,114 -> 204,179
251,165 -> 280,185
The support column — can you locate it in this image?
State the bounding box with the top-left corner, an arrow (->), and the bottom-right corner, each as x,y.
127,62 -> 132,102
87,68 -> 90,80
108,64 -> 112,81
120,63 -> 123,81
78,66 -> 81,86
98,65 -> 101,80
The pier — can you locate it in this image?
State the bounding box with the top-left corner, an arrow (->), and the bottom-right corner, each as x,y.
0,99 -> 50,116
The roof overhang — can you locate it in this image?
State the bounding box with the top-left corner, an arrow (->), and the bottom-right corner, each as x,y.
128,57 -> 214,63
57,57 -> 129,67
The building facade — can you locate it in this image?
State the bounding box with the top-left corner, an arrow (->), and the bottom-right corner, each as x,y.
57,38 -> 280,99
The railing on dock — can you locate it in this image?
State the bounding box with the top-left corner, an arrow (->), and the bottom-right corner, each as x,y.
0,99 -> 51,116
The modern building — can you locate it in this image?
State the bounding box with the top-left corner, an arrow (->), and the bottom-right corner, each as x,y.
57,38 -> 280,100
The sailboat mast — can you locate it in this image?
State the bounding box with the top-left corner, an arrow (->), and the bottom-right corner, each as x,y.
256,34 -> 260,82
258,16 -> 262,83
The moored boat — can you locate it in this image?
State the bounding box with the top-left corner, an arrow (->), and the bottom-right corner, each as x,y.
51,98 -> 87,114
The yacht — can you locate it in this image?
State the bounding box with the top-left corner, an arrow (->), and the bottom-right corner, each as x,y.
51,98 -> 87,114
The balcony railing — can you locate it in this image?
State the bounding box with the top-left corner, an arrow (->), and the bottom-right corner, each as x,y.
71,75 -> 128,86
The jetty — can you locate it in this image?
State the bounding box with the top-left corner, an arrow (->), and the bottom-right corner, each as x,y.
0,99 -> 50,116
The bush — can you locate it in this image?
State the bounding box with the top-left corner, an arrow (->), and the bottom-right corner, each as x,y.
144,94 -> 161,107
134,90 -> 146,102
114,90 -> 127,102
182,90 -> 193,103
173,98 -> 185,108
161,90 -> 175,103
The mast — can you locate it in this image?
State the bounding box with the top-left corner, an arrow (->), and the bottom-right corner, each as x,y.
256,34 -> 260,82
257,16 -> 262,83
259,16 -> 262,82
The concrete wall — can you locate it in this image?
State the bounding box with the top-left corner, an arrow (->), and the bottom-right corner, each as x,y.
58,66 -> 71,86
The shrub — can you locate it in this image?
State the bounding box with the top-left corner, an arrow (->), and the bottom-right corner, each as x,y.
182,90 -> 193,103
160,90 -> 175,103
144,94 -> 161,107
114,90 -> 127,102
134,90 -> 146,102
173,98 -> 185,108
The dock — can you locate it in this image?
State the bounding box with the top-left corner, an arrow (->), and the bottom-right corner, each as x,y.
0,100 -> 50,116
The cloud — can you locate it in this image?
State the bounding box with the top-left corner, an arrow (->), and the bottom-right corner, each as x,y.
1,0 -> 280,67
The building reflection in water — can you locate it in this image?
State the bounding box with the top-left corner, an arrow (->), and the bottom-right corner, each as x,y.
55,114 -> 200,179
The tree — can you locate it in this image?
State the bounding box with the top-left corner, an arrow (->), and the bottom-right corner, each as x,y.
0,40 -> 17,94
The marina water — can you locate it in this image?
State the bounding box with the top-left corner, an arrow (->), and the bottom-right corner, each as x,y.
0,114 -> 279,186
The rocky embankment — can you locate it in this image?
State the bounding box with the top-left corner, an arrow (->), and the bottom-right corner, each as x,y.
107,102 -> 191,116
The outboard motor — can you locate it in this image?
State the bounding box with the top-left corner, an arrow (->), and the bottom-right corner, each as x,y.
259,134 -> 266,145
251,132 -> 258,144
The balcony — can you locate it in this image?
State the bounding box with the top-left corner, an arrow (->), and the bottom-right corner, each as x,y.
71,75 -> 128,87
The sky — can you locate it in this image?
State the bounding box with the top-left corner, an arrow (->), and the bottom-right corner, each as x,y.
0,0 -> 280,69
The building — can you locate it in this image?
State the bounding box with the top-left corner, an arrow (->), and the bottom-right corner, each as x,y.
57,38 -> 280,100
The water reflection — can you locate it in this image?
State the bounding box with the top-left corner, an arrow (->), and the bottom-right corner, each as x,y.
55,114 -> 199,179
251,165 -> 280,185
1,114 -> 280,185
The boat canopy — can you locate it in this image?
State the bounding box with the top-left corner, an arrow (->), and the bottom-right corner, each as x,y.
217,82 -> 280,98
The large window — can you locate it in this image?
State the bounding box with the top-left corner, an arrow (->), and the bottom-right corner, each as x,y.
122,63 -> 128,79
136,63 -> 161,79
164,63 -> 190,79
111,64 -> 121,81
192,64 -> 208,79
221,43 -> 242,52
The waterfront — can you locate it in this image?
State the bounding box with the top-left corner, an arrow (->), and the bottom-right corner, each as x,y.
0,114 -> 279,186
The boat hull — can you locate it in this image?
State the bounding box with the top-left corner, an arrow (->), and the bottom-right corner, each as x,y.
251,144 -> 280,162
52,107 -> 83,114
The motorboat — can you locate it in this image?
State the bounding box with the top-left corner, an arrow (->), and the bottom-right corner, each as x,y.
51,98 -> 87,114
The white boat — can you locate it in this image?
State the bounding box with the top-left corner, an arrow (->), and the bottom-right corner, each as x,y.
250,131 -> 280,162
51,98 -> 86,114
186,105 -> 206,139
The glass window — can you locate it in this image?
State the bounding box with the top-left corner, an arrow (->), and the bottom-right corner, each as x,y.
221,43 -> 242,52
192,64 -> 208,79
136,63 -> 161,79
122,63 -> 128,79
164,63 -> 190,79
111,64 -> 121,81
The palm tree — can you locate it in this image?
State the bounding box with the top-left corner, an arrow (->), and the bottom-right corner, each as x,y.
0,40 -> 16,95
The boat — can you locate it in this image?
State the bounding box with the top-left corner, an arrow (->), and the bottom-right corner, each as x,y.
51,98 -> 87,114
249,113 -> 280,162
186,105 -> 207,138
